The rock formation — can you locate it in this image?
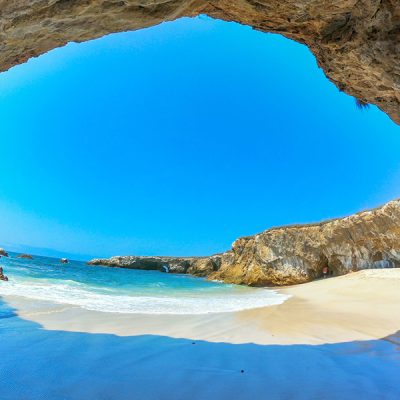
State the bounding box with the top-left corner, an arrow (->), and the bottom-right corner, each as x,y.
88,199 -> 400,286
0,248 -> 9,257
0,1 -> 399,123
17,254 -> 33,259
0,267 -> 9,282
89,255 -> 221,276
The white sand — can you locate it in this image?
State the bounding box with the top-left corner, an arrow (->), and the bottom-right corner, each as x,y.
1,269 -> 400,399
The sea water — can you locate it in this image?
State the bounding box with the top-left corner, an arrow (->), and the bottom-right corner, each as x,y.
0,253 -> 289,314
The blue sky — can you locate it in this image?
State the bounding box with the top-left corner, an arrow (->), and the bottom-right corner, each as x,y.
0,16 -> 399,260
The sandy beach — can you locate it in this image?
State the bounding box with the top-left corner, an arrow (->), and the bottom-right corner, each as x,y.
1,268 -> 399,400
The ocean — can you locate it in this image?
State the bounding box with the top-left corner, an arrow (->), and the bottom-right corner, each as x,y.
0,253 -> 289,314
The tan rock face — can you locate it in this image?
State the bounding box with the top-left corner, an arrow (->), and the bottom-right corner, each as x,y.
89,199 -> 400,286
210,199 -> 400,285
0,1 -> 399,123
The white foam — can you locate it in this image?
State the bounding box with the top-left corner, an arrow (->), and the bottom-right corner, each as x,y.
0,279 -> 290,315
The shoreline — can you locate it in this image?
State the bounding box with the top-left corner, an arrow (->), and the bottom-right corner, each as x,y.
1,268 -> 400,399
3,268 -> 400,345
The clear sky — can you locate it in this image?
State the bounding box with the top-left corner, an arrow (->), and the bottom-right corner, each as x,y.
0,16 -> 399,260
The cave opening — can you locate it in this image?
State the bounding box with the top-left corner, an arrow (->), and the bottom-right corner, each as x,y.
0,14 -> 399,259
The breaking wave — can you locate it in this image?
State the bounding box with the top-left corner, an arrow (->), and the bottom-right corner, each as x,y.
0,254 -> 289,315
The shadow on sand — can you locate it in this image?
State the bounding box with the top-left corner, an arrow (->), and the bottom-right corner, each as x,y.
0,296 -> 399,400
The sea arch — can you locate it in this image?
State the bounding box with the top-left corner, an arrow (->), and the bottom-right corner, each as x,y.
1,0 -> 399,123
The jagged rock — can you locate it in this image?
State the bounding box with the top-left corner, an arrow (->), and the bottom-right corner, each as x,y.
0,267 -> 9,282
0,1 -> 399,123
88,255 -> 191,273
18,254 -> 33,259
0,248 -> 9,257
187,257 -> 222,277
88,199 -> 400,286
88,255 -> 220,275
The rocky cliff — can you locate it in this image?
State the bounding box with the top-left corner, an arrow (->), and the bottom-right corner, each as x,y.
88,199 -> 400,286
0,1 -> 399,123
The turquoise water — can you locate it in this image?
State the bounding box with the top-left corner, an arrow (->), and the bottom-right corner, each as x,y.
0,253 -> 289,314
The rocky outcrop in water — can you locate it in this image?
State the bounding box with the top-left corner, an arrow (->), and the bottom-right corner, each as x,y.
89,255 -> 221,276
0,248 -> 9,257
18,254 -> 33,260
89,199 -> 400,286
0,267 -> 9,282
0,1 -> 399,123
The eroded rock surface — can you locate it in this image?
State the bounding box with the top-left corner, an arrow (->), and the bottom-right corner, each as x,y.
89,199 -> 400,286
0,1 -> 399,123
